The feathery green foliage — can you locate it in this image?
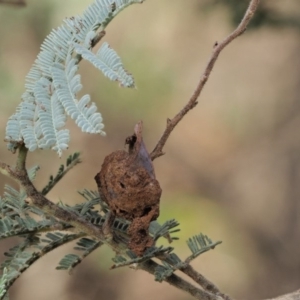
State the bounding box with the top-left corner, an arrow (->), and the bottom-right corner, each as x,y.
56,238 -> 102,272
0,168 -> 52,240
186,234 -> 222,263
151,219 -> 180,242
0,232 -> 82,297
111,246 -> 174,269
41,152 -> 81,195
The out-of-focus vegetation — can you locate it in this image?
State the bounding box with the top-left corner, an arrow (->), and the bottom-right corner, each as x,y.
202,0 -> 300,29
0,1 -> 299,300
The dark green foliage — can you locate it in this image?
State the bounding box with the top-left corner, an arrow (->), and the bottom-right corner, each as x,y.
163,253 -> 183,268
186,234 -> 222,263
154,263 -> 174,282
0,231 -> 82,299
111,246 -> 174,269
0,184 -> 53,239
202,0 -> 300,30
57,238 -> 102,272
56,254 -> 81,272
154,234 -> 223,282
41,152 -> 81,195
0,178 -> 221,285
66,152 -> 81,167
154,253 -> 184,282
0,154 -> 221,295
150,219 -> 180,242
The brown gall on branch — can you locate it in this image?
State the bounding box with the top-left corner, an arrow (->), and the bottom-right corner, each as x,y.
95,121 -> 162,256
150,0 -> 261,161
0,145 -> 128,254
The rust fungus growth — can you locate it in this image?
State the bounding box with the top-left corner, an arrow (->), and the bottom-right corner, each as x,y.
95,121 -> 162,256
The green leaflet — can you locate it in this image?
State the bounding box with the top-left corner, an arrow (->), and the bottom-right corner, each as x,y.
186,233 -> 222,263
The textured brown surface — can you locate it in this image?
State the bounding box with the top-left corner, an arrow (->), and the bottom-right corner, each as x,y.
95,122 -> 161,255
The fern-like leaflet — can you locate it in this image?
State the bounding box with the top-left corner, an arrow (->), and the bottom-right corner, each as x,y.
5,0 -> 145,156
74,42 -> 135,88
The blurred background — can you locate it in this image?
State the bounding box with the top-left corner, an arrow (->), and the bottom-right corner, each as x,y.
0,0 -> 300,299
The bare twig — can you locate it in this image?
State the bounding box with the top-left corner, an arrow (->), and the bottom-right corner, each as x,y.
150,0 -> 260,160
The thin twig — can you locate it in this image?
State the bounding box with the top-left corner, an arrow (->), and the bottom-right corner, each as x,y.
150,0 -> 260,160
180,264 -> 232,300
153,250 -> 231,300
138,260 -> 222,300
41,153 -> 82,196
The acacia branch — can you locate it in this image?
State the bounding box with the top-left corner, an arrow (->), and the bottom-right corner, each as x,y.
150,0 -> 260,160
4,232 -> 85,291
179,264 -> 231,300
138,259 -> 222,300
0,148 -> 227,300
0,145 -> 125,254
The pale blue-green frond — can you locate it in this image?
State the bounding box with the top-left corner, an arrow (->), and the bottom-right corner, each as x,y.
27,165 -> 40,182
34,79 -> 69,156
46,26 -> 73,59
21,91 -> 35,103
5,105 -> 21,144
74,42 -> 135,88
35,50 -> 56,79
5,0 -> 146,155
99,0 -> 145,27
19,101 -> 39,152
5,104 -> 22,153
19,89 -> 44,152
24,65 -> 43,92
52,58 -> 105,135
